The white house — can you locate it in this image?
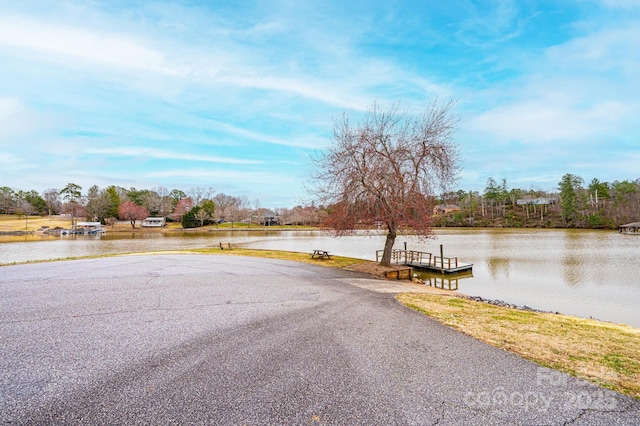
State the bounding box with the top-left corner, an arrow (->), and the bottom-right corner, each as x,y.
142,217 -> 166,227
516,197 -> 557,206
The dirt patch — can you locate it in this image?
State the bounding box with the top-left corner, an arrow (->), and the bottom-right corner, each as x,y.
344,261 -> 406,278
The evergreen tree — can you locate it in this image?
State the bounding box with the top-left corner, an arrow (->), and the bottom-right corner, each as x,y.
105,186 -> 121,219
558,173 -> 584,227
182,206 -> 202,228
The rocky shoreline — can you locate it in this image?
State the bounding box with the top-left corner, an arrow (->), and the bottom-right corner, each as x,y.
465,295 -> 610,323
464,295 -> 558,314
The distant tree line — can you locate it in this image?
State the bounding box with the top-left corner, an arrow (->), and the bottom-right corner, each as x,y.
2,173 -> 638,230
0,183 -> 328,229
435,174 -> 640,229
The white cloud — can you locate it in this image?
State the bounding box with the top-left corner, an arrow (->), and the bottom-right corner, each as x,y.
0,16 -> 179,76
465,20 -> 640,147
0,15 -> 355,109
2,1 -> 637,204
85,147 -> 262,165
454,0 -> 527,47
596,0 -> 640,10
0,11 -> 440,112
0,97 -> 57,140
0,152 -> 27,167
0,97 -> 22,120
467,100 -> 626,144
205,120 -> 324,149
545,26 -> 640,75
146,168 -> 294,184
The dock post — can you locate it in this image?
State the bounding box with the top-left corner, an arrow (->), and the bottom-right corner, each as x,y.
440,244 -> 444,272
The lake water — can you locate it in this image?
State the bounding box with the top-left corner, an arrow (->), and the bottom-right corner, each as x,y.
1,228 -> 638,328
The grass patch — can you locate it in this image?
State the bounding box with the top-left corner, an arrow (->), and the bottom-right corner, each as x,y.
396,293 -> 640,399
188,247 -> 367,269
0,214 -> 70,232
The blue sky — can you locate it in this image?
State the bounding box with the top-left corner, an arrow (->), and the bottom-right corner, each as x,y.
1,1 -> 638,207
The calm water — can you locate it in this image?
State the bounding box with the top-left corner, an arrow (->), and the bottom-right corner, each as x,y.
1,229 -> 638,328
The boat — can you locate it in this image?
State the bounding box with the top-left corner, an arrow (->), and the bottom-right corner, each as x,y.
61,222 -> 106,236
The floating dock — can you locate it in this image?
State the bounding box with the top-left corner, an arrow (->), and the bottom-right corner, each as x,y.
60,222 -> 106,236
376,248 -> 473,274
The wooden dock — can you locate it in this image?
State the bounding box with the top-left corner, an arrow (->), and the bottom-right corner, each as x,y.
376,248 -> 473,274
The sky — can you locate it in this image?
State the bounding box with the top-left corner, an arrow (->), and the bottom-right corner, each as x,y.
1,0 -> 639,208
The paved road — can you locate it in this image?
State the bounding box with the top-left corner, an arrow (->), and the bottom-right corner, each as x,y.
1,254 -> 638,425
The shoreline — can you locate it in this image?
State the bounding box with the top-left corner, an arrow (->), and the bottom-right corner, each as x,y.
0,214 -> 629,234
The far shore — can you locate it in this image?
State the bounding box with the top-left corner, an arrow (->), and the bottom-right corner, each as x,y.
0,214 -> 629,235
0,214 -> 318,234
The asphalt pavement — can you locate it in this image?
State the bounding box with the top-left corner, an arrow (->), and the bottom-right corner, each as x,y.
1,254 -> 639,425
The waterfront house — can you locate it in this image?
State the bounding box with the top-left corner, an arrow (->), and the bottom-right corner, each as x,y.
142,217 -> 167,227
433,204 -> 460,215
516,197 -> 558,205
619,222 -> 640,234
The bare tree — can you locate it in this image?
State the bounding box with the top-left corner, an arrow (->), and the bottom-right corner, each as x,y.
139,189 -> 161,216
16,199 -> 36,230
188,187 -> 215,206
0,187 -> 16,214
154,186 -> 173,217
310,100 -> 460,266
232,195 -> 250,225
43,188 -> 61,216
252,198 -> 261,225
213,193 -> 236,223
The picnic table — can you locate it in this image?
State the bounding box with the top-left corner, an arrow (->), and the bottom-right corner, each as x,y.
311,249 -> 332,260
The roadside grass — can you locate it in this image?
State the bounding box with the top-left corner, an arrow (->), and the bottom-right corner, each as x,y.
397,293 -> 640,399
1,246 -> 367,269
190,247 -> 368,269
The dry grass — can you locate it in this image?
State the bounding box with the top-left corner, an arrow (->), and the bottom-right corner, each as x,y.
397,293 -> 640,399
190,247 -> 368,269
0,215 -> 70,231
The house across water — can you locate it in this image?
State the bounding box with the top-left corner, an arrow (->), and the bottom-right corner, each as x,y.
516,197 -> 557,205
142,217 -> 166,227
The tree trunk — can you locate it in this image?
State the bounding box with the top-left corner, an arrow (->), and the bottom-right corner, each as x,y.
380,228 -> 397,267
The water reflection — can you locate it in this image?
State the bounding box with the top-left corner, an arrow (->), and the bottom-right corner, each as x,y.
561,231 -> 591,288
415,271 -> 474,291
485,257 -> 511,279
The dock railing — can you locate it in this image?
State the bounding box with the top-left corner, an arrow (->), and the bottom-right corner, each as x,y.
376,249 -> 461,271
